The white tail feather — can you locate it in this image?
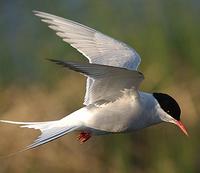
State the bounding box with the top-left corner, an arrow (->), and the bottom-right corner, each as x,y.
0,117 -> 79,150
0,120 -> 55,131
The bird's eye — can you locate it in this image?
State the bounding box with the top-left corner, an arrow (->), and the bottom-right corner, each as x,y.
167,110 -> 170,114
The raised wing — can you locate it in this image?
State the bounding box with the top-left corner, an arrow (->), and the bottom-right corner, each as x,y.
48,59 -> 144,105
34,11 -> 142,105
34,11 -> 141,69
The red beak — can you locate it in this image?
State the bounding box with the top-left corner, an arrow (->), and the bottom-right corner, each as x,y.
175,120 -> 188,136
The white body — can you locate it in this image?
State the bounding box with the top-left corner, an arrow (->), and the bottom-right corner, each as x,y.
61,92 -> 161,135
1,91 -> 164,150
0,11 -> 186,152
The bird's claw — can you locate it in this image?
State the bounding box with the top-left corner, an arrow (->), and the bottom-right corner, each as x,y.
77,132 -> 91,143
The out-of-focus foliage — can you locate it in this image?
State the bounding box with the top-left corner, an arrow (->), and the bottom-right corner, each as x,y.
0,1 -> 199,173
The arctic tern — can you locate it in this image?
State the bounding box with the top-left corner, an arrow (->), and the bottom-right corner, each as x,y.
0,11 -> 188,151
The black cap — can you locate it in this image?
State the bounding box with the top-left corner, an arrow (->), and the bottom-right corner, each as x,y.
153,93 -> 181,120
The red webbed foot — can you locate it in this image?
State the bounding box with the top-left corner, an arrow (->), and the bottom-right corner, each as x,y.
77,131 -> 91,143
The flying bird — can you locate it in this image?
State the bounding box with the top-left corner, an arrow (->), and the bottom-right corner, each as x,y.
0,11 -> 188,151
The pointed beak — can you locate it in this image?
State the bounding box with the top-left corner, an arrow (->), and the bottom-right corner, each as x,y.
175,120 -> 189,136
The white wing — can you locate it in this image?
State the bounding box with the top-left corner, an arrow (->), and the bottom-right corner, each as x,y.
34,11 -> 142,105
48,59 -> 144,104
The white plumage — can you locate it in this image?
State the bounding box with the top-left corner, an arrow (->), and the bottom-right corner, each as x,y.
0,11 -> 188,154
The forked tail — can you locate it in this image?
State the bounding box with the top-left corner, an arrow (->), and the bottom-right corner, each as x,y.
0,117 -> 79,151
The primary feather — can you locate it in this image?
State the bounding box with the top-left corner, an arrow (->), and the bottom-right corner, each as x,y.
34,11 -> 141,105
48,59 -> 144,103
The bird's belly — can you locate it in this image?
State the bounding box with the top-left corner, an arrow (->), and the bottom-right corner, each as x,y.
83,100 -> 146,134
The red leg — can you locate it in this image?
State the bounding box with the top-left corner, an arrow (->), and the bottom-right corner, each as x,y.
77,131 -> 91,143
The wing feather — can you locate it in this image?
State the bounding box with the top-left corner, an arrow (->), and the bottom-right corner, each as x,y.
34,11 -> 142,105
48,59 -> 144,104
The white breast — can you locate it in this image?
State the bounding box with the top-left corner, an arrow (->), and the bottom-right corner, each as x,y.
78,91 -> 162,135
79,92 -> 145,134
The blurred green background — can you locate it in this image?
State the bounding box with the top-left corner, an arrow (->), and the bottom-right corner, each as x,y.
0,0 -> 199,173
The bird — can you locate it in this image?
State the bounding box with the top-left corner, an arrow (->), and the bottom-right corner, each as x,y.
0,11 -> 188,152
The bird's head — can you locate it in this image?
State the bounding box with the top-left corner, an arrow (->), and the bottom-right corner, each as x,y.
153,93 -> 188,136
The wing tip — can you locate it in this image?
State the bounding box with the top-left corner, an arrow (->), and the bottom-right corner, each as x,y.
138,71 -> 144,79
32,10 -> 38,13
46,58 -> 67,67
46,58 -> 57,63
33,10 -> 51,18
33,10 -> 42,16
